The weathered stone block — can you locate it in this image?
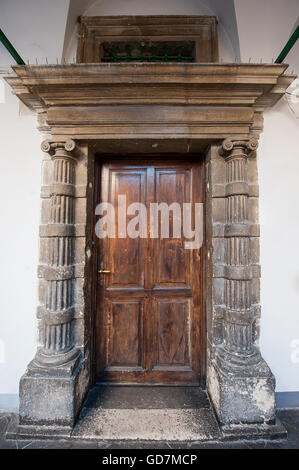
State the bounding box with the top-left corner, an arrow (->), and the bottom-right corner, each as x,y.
74,277 -> 85,305
250,237 -> 260,264
209,143 -> 221,161
74,237 -> 86,264
210,158 -> 226,185
40,199 -> 51,224
41,157 -> 52,186
19,357 -> 89,427
37,278 -> 47,305
76,157 -> 88,186
208,361 -> 276,425
212,237 -> 225,265
213,278 -> 225,305
248,197 -> 259,224
251,278 -> 261,304
75,197 -> 87,224
247,156 -> 258,184
211,198 -> 226,225
73,318 -> 85,348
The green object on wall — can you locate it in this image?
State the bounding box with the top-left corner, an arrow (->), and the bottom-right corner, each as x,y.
0,28 -> 25,65
275,25 -> 299,63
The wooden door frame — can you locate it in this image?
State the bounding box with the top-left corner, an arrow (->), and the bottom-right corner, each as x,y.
91,153 -> 206,388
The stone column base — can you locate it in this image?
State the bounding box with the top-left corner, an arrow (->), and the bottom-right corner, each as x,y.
207,358 -> 276,425
19,354 -> 89,428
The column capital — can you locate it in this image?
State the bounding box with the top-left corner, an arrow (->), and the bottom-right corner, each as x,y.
41,139 -> 78,157
219,138 -> 259,158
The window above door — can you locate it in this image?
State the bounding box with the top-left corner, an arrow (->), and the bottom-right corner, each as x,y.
77,16 -> 219,64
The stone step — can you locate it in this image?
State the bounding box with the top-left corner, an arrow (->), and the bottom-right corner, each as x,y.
72,407 -> 220,441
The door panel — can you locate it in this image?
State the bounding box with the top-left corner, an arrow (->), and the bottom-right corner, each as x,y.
155,168 -> 190,286
156,300 -> 190,367
109,300 -> 143,367
95,158 -> 204,384
109,169 -> 147,288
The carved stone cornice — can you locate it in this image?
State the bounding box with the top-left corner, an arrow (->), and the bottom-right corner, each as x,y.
7,64 -> 292,102
5,63 -> 294,145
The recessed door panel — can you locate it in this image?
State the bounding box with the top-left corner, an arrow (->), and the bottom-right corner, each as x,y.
108,300 -> 143,368
109,169 -> 146,288
156,300 -> 190,367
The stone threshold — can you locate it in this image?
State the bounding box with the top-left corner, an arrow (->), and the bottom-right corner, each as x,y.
5,386 -> 287,443
6,416 -> 287,443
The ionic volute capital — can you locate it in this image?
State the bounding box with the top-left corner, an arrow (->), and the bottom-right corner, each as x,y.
41,139 -> 78,158
219,138 -> 259,159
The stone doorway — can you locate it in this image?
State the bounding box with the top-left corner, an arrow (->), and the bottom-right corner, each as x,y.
5,60 -> 293,439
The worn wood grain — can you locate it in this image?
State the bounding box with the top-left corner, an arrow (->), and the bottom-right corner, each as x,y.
94,157 -> 204,384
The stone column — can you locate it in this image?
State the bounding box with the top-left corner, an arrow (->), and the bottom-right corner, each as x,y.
216,139 -> 260,371
208,139 -> 276,426
36,140 -> 80,367
18,140 -> 87,430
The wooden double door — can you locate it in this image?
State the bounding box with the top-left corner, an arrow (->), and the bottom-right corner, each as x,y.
94,157 -> 205,384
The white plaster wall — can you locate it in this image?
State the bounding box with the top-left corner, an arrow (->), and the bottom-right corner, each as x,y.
0,0 -> 70,393
0,0 -> 70,66
235,0 -> 299,391
0,0 -> 298,394
258,99 -> 299,392
0,79 -> 40,393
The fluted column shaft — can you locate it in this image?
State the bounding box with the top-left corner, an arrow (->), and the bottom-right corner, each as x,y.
216,139 -> 260,371
36,139 -> 80,367
225,147 -> 252,355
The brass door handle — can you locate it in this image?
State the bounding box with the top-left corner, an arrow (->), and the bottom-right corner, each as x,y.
98,269 -> 111,274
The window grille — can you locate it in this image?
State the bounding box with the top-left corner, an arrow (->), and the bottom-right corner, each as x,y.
100,41 -> 195,63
